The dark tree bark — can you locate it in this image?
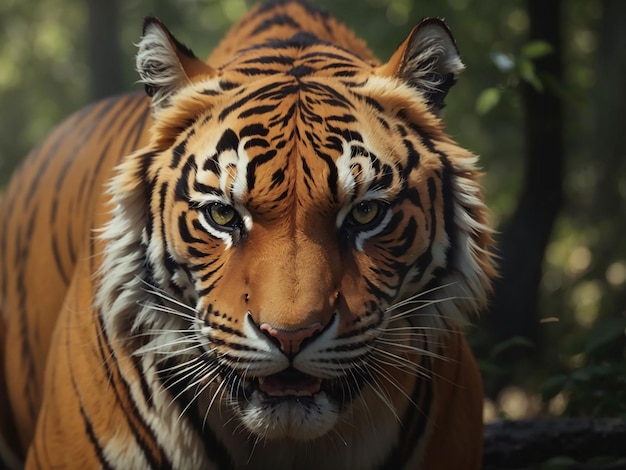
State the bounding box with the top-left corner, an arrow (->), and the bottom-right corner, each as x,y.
588,0 -> 626,317
487,0 -> 564,368
484,418 -> 626,469
87,0 -> 125,101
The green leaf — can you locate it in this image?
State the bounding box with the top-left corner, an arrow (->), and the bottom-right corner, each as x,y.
490,336 -> 535,359
540,456 -> 579,470
518,59 -> 544,91
477,359 -> 506,377
522,40 -> 554,59
585,317 -> 626,354
475,87 -> 501,115
542,374 -> 569,401
571,369 -> 592,382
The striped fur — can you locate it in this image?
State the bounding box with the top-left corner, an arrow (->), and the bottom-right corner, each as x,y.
0,1 -> 496,468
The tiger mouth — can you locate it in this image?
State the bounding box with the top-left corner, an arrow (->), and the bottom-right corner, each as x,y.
238,368 -> 357,404
257,368 -> 322,397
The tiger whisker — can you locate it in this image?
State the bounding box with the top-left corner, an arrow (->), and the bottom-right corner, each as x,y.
380,325 -> 455,334
136,340 -> 205,356
375,339 -> 452,363
388,295 -> 466,314
136,276 -> 199,310
359,364 -> 400,423
368,361 -> 420,410
175,367 -> 222,423
161,357 -> 208,385
370,350 -> 433,380
138,302 -> 202,324
154,361 -> 212,411
204,371 -> 234,429
386,297 -> 473,322
385,282 -> 458,312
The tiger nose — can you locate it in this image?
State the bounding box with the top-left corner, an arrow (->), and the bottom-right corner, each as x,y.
260,323 -> 322,356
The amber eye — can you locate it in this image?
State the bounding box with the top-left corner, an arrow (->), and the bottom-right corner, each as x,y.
349,200 -> 382,227
208,203 -> 241,228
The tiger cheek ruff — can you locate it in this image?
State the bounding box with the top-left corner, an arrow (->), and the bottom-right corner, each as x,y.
0,1 -> 496,469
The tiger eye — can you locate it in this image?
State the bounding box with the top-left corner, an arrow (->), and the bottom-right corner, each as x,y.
350,201 -> 380,226
209,203 -> 237,227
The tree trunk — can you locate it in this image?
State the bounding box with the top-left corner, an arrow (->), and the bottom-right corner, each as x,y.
487,0 -> 564,373
588,0 -> 626,317
87,0 -> 124,101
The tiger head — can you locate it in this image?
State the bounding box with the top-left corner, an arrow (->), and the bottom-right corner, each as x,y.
97,16 -> 495,442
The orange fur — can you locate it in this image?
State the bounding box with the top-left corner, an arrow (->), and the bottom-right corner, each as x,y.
0,2 -> 494,468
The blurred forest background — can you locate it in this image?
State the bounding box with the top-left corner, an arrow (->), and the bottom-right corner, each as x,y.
0,0 -> 624,422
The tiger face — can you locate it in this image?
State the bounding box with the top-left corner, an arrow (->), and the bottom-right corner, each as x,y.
98,15 -> 493,445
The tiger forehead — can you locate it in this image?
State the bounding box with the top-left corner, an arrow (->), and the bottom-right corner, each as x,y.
189,93 -> 404,212
220,39 -> 374,80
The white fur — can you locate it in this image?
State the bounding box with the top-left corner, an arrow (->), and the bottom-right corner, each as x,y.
402,22 -> 465,95
136,22 -> 187,110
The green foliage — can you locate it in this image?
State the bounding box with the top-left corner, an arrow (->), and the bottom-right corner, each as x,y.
476,335 -> 535,379
541,317 -> 626,417
476,39 -> 554,117
540,456 -> 579,470
476,87 -> 501,115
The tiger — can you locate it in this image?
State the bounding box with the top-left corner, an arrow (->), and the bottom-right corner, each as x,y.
0,1 -> 496,468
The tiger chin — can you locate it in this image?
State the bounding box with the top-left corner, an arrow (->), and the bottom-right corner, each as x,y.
0,1 -> 496,469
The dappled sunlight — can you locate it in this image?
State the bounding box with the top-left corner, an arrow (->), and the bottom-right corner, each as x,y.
571,281 -> 602,328
484,387 -> 568,423
606,261 -> 626,286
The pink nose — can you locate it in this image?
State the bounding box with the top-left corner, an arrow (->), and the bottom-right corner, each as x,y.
260,323 -> 322,355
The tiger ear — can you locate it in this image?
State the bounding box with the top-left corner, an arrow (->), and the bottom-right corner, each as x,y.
136,17 -> 215,111
378,18 -> 464,114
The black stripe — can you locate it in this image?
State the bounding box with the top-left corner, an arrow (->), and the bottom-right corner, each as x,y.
238,104 -> 278,118
364,277 -> 393,302
158,360 -> 235,470
313,149 -> 338,200
51,232 -> 70,286
95,312 -> 174,469
218,81 -> 290,121
67,310 -> 114,470
379,353 -> 432,469
242,55 -> 294,66
216,129 -> 239,153
240,124 -> 269,138
251,13 -> 300,35
187,253 -> 219,269
246,149 -> 277,191
199,264 -> 222,283
16,207 -> 39,421
171,139 -> 187,169
410,178 -> 439,284
197,280 -> 219,298
174,156 -> 196,202
78,393 -> 114,470
234,66 -> 283,76
270,169 -> 285,189
131,354 -> 154,409
389,217 -> 418,258
243,138 -> 270,150
438,155 -> 457,272
180,215 -> 204,244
